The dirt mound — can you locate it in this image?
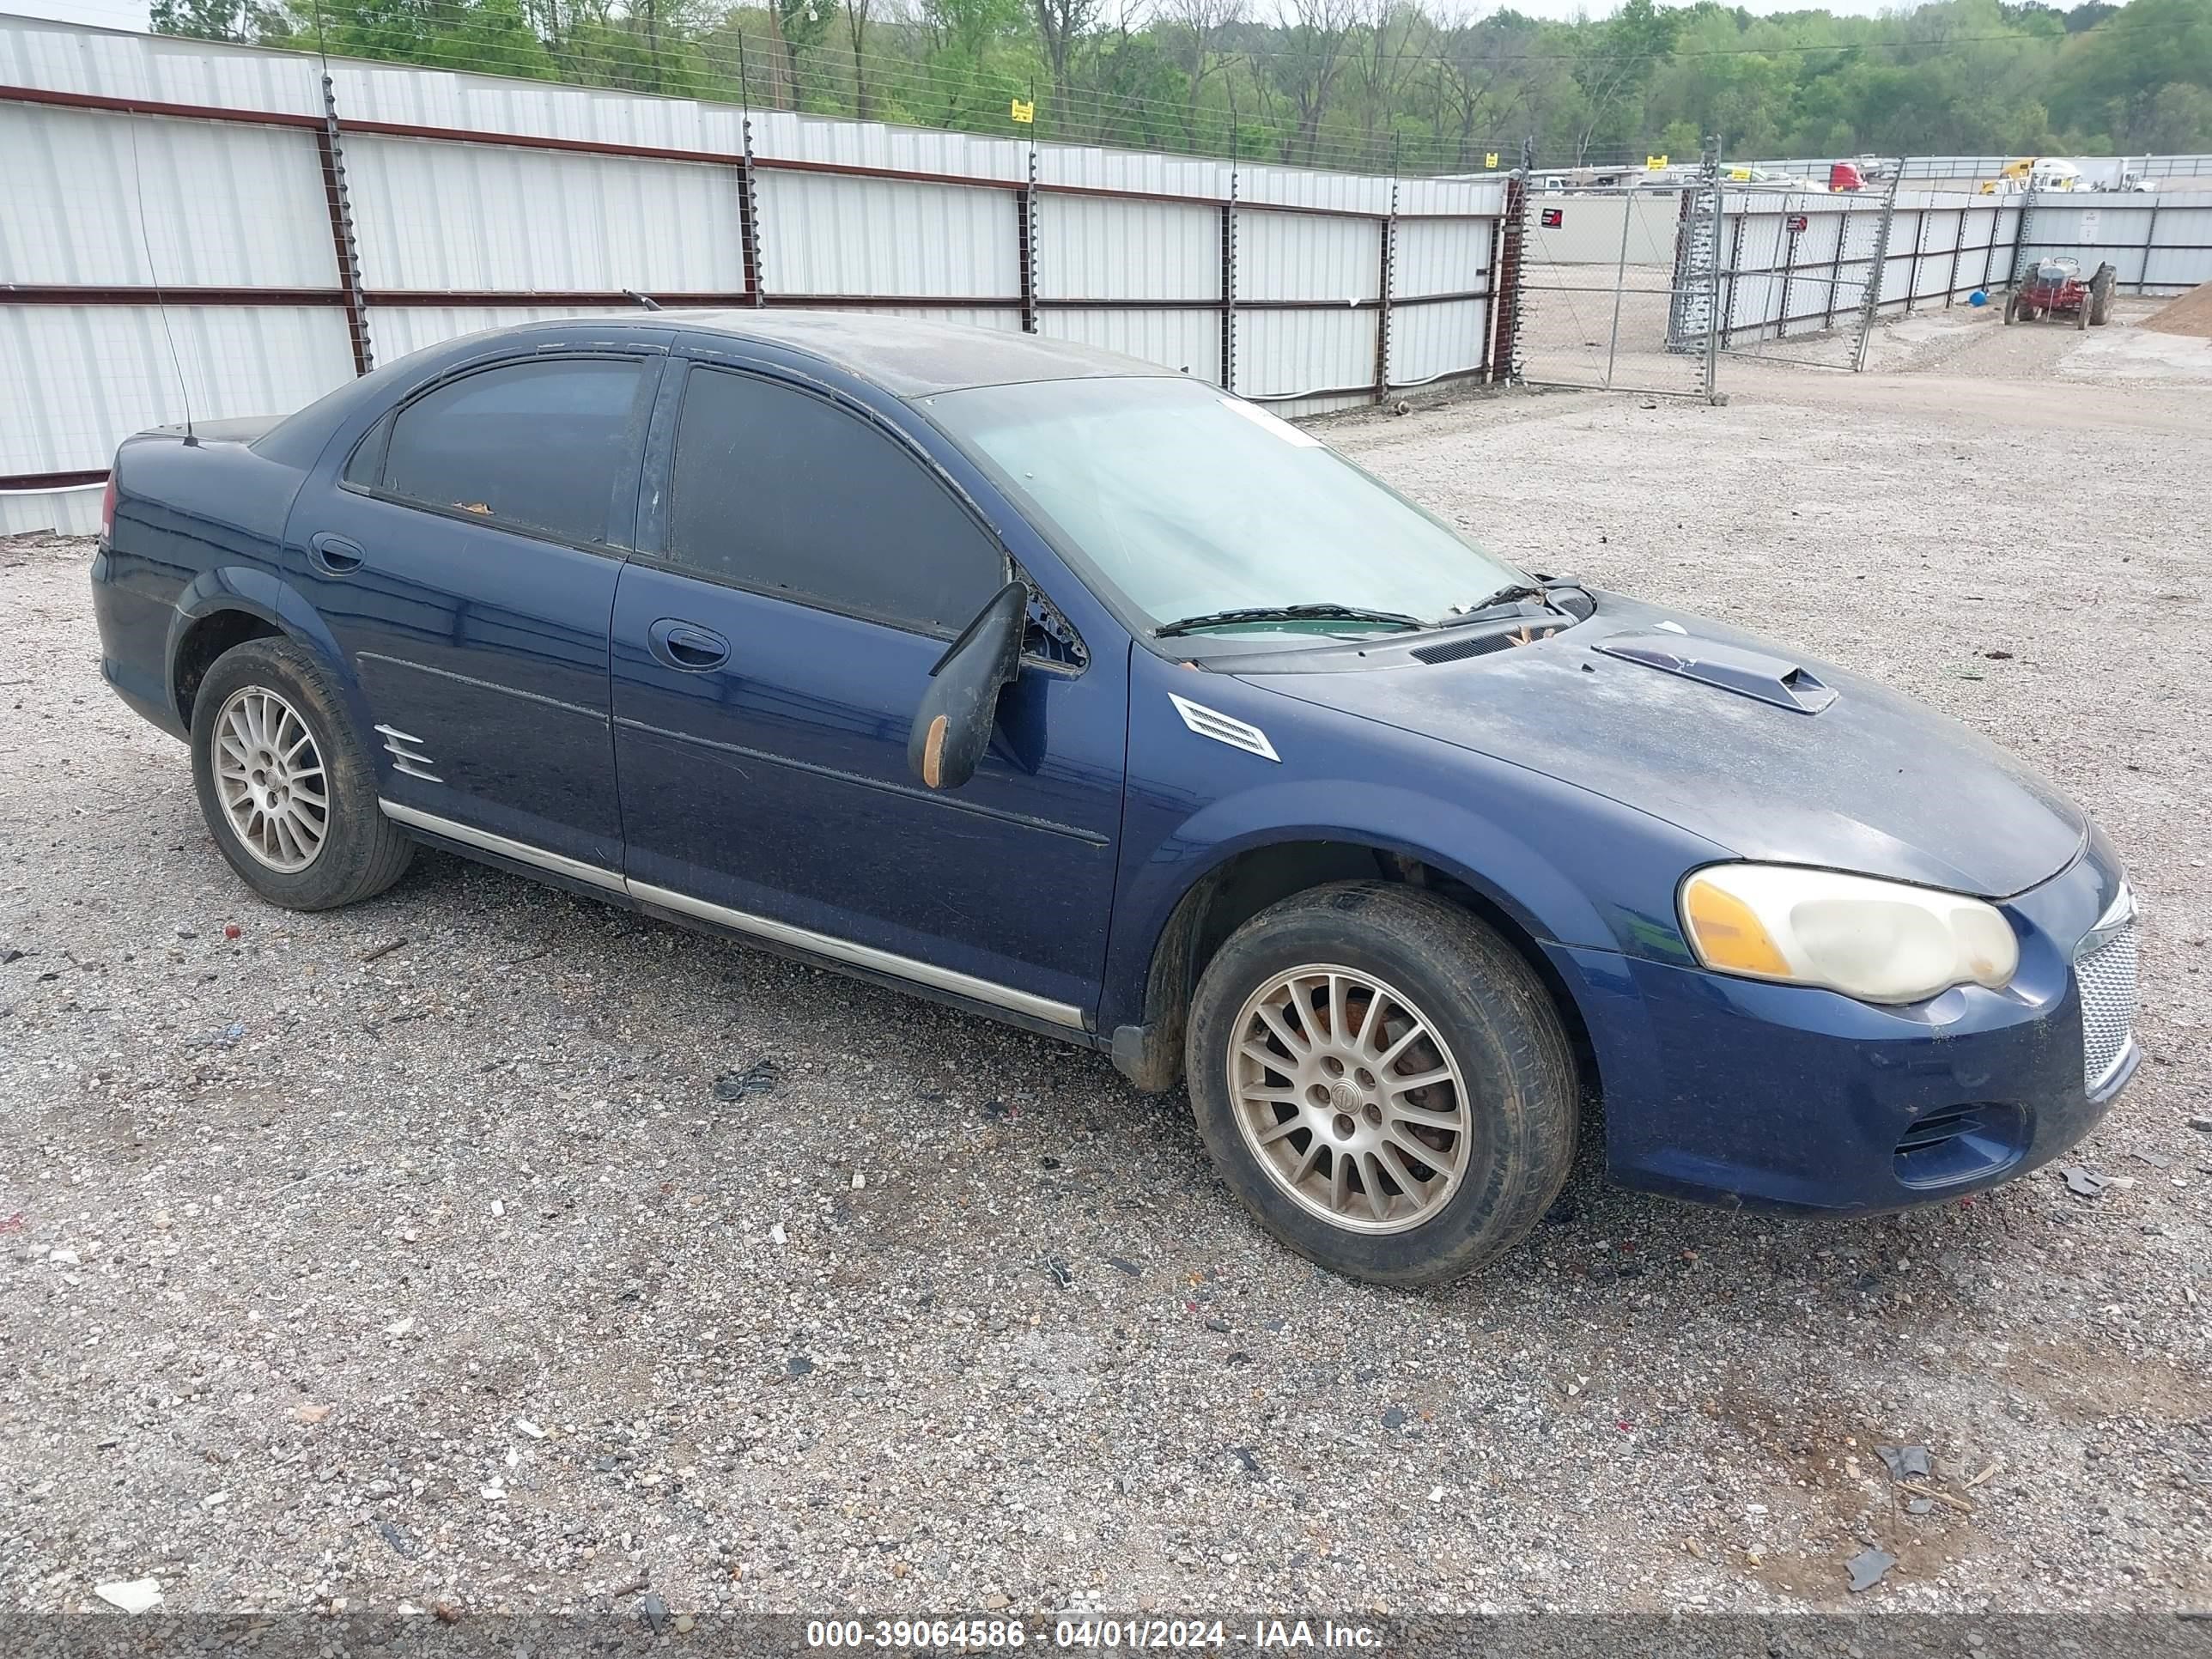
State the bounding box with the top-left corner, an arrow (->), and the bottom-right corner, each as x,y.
2143,283 -> 2212,339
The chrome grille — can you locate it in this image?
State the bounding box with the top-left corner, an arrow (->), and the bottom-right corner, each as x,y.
2075,921 -> 2139,1091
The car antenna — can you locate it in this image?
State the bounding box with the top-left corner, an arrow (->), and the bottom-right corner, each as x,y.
126,104 -> 197,447
623,289 -> 663,311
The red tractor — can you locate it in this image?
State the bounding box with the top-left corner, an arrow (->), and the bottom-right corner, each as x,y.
2005,257 -> 2117,329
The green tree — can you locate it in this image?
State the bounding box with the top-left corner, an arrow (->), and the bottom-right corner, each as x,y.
143,0 -> 2212,174
149,0 -> 279,41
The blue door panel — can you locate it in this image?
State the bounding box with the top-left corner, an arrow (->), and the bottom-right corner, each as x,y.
293,489 -> 623,867
611,565 -> 1125,1015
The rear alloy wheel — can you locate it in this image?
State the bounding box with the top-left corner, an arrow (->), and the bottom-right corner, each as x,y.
211,686 -> 327,873
191,636 -> 414,910
1185,882 -> 1577,1286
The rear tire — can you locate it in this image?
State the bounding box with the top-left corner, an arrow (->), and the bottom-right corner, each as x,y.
190,636 -> 413,911
2089,264 -> 2115,325
2002,292 -> 2019,325
1183,882 -> 1577,1287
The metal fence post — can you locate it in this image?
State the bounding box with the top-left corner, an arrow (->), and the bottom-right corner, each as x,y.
1905,206 -> 1926,313
1823,210 -> 1845,332
1721,214 -> 1744,350
738,34 -> 765,307
1478,215 -> 1499,381
1375,143 -> 1398,403
1018,144 -> 1039,334
314,71 -> 372,375
1777,208 -> 1801,341
2004,180 -> 2040,294
2140,192 -> 2163,294
1489,137 -> 1533,387
1848,162 -> 1903,373
1698,139 -> 1723,403
1219,165 -> 1237,393
1601,174 -> 1636,390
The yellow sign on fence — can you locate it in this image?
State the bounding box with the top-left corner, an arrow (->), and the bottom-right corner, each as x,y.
1484,152 -> 1499,168
1646,154 -> 1669,169
1011,99 -> 1035,125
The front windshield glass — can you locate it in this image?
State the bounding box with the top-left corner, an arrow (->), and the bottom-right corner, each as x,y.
926,375 -> 1526,641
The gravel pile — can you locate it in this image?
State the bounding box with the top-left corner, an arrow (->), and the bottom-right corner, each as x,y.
2,308 -> 2207,1623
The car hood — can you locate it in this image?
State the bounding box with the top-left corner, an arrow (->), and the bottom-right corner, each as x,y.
1234,593 -> 2086,899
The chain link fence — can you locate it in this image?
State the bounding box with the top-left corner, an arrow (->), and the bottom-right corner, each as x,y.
1504,150 -> 1723,402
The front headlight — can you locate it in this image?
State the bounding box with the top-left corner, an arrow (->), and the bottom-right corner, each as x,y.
1679,864 -> 2020,1005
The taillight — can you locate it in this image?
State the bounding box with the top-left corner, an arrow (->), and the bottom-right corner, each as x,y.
100,473 -> 118,544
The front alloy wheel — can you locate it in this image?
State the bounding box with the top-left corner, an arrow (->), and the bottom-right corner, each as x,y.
1186,881 -> 1578,1286
1230,965 -> 1473,1233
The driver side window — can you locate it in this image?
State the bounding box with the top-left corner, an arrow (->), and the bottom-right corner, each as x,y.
664,367 -> 1006,635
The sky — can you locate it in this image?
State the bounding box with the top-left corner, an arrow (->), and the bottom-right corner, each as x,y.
3,0 -> 1913,35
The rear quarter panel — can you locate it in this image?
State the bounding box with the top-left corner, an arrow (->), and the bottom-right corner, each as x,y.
95,432 -> 311,734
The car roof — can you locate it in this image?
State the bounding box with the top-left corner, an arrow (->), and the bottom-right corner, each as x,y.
249,308 -> 1188,473
642,308 -> 1184,397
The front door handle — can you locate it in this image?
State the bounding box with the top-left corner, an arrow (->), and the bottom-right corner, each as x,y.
308,532 -> 364,574
648,617 -> 731,672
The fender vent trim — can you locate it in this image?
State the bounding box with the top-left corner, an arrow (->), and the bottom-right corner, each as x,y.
1168,693 -> 1279,763
376,723 -> 443,783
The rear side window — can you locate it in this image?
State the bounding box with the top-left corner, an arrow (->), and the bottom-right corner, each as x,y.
342,412 -> 390,487
376,358 -> 646,546
665,367 -> 1005,634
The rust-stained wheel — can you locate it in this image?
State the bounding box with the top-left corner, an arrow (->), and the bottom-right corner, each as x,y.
1184,882 -> 1577,1286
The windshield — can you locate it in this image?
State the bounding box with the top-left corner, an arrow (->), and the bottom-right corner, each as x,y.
925,376 -> 1526,642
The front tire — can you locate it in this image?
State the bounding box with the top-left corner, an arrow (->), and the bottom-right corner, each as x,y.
1184,882 -> 1577,1287
190,636 -> 413,910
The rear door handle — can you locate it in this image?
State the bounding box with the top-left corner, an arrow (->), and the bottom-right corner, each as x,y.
648,617 -> 730,672
308,532 -> 364,574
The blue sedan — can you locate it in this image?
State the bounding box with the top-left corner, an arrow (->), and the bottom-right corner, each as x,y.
88,313 -> 2139,1285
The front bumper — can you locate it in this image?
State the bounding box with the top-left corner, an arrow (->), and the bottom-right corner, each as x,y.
1554,839 -> 2138,1214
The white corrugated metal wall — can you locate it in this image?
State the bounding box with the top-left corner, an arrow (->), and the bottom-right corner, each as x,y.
2024,193 -> 2212,290
1516,194 -> 1684,265
1715,185 -> 2212,352
0,14 -> 1505,532
1717,191 -> 2030,348
1755,155 -> 2212,190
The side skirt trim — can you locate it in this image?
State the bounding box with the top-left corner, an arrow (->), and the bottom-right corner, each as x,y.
379,799 -> 626,894
378,799 -> 1087,1031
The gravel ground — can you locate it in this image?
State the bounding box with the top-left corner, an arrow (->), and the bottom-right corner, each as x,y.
3,302 -> 2209,1628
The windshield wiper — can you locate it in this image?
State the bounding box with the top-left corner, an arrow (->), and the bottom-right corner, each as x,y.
1154,604 -> 1426,639
1441,582 -> 1549,623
